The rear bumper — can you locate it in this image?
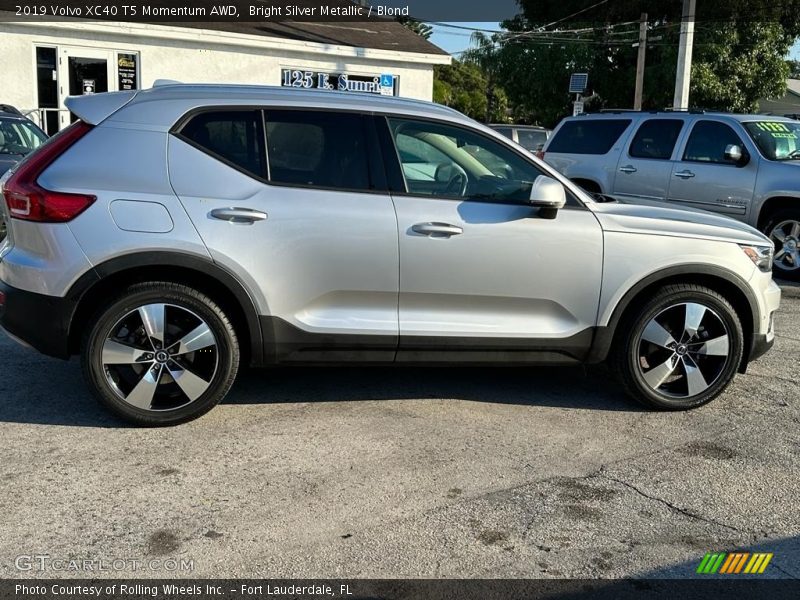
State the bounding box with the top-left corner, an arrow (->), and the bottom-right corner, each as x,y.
0,280 -> 74,359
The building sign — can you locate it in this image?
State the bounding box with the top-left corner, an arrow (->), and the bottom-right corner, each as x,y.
117,53 -> 138,91
82,79 -> 95,94
281,69 -> 398,96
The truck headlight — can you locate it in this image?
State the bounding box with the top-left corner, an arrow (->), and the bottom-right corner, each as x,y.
740,244 -> 773,272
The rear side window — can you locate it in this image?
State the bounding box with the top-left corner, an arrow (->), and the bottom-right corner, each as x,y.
516,129 -> 548,152
547,119 -> 631,155
264,110 -> 371,191
179,110 -> 266,179
629,119 -> 683,159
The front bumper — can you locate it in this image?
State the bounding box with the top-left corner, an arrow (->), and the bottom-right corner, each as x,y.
0,280 -> 74,359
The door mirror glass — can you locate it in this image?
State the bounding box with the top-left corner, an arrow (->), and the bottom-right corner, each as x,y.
724,143 -> 748,166
528,175 -> 566,218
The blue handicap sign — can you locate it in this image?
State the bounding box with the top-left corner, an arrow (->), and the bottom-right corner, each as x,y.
380,74 -> 394,88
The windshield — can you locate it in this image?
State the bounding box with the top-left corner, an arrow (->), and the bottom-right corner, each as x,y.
744,121 -> 800,161
0,117 -> 47,156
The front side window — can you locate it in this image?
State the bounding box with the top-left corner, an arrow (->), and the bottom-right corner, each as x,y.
744,121 -> 800,161
387,117 -> 545,204
629,119 -> 683,160
546,119 -> 631,155
265,110 -> 372,191
682,121 -> 744,163
179,110 -> 265,178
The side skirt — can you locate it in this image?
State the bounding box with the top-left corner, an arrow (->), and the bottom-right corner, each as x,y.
259,317 -> 594,366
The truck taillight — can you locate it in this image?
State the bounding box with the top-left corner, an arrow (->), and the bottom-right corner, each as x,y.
535,150 -> 545,160
2,121 -> 95,223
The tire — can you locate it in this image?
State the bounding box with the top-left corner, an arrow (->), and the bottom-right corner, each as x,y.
762,208 -> 800,281
81,282 -> 239,426
611,284 -> 744,410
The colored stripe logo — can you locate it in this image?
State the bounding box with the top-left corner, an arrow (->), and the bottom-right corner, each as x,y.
696,552 -> 773,574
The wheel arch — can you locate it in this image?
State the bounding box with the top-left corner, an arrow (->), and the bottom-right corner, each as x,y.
756,195 -> 800,231
588,264 -> 758,373
570,177 -> 603,193
66,252 -> 263,366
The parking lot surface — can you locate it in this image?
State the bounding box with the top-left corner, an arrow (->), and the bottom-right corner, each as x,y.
0,284 -> 798,579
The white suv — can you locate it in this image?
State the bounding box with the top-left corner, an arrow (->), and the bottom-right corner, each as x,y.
0,84 -> 781,425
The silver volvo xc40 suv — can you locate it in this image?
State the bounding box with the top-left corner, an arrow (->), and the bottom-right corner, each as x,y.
0,84 -> 781,425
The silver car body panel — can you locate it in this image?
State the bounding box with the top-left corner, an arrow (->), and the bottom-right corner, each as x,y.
0,84 -> 780,364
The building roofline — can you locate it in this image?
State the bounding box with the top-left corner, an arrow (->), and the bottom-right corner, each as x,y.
1,19 -> 452,65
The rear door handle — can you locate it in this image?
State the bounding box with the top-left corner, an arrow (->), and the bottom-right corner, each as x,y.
618,165 -> 637,174
210,207 -> 268,224
674,170 -> 695,179
411,222 -> 463,237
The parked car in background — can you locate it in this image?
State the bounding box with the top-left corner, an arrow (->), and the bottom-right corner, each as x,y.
490,124 -> 551,154
0,85 -> 779,425
541,111 -> 800,279
0,105 -> 48,241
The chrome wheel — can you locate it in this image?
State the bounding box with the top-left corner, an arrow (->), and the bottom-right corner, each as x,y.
770,219 -> 800,272
102,303 -> 218,411
636,302 -> 730,399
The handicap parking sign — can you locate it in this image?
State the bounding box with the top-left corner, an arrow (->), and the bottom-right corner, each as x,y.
380,74 -> 394,88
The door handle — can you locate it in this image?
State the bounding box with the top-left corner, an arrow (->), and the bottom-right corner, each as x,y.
618,165 -> 637,174
674,170 -> 695,179
210,207 -> 268,224
411,222 -> 463,237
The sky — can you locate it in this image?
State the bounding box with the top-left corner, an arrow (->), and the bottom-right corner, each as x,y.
430,22 -> 800,60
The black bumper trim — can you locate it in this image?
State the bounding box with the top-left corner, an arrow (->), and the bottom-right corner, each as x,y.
0,280 -> 75,359
749,333 -> 774,363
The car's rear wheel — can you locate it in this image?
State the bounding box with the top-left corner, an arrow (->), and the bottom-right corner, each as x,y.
763,208 -> 800,281
81,282 -> 239,426
612,284 -> 743,410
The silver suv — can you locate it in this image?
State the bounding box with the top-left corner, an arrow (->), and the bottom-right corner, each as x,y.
543,111 -> 800,280
0,84 -> 780,425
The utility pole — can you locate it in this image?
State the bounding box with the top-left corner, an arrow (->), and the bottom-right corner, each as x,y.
673,0 -> 696,109
633,12 -> 648,110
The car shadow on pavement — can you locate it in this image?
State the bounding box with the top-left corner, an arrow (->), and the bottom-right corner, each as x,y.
226,364 -> 641,412
0,349 -> 640,427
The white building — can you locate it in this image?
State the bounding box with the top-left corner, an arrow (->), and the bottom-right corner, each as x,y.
0,15 -> 450,133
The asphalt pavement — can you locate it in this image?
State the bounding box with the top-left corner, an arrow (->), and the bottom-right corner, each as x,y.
0,283 -> 798,579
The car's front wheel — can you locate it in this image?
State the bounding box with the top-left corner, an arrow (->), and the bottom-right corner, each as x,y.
612,284 -> 744,410
81,282 -> 239,426
763,208 -> 800,281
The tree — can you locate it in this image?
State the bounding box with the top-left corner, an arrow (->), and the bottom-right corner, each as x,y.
398,17 -> 433,40
488,0 -> 800,125
788,59 -> 800,78
433,59 -> 509,123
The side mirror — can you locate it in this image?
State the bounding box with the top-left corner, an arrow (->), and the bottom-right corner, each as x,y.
724,144 -> 749,167
528,175 -> 566,219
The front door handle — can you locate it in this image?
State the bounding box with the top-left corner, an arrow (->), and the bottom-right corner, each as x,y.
411,222 -> 463,237
618,165 -> 637,174
674,170 -> 695,179
210,207 -> 268,224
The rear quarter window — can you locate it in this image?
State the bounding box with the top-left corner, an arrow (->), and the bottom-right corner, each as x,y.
178,110 -> 266,179
547,119 -> 631,155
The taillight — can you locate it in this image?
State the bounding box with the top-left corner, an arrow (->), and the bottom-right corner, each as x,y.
535,150 -> 545,160
1,121 -> 95,223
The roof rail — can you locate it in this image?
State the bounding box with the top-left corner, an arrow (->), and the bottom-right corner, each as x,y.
662,107 -> 706,114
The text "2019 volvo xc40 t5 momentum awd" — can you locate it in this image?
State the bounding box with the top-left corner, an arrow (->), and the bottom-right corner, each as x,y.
0,84 -> 781,425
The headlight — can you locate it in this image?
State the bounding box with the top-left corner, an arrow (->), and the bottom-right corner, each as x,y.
740,244 -> 773,272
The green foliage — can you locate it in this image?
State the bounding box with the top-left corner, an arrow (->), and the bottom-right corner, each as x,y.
433,59 -> 509,123
787,59 -> 800,78
482,0 -> 800,125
